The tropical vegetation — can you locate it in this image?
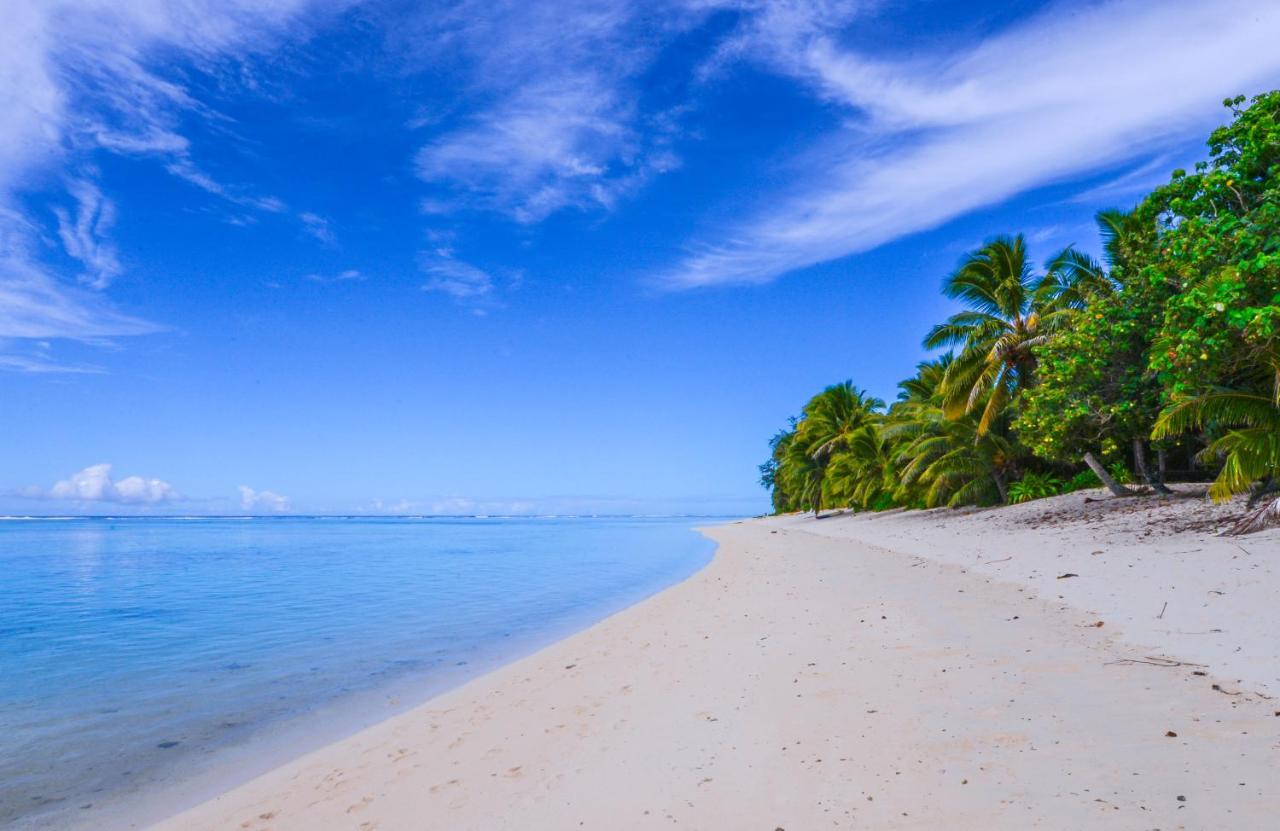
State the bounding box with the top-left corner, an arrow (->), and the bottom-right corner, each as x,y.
761,92 -> 1280,534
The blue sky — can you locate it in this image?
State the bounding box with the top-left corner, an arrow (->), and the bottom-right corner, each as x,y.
3,0 -> 1280,515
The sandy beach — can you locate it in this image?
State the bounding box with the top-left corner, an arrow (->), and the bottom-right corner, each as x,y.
145,489 -> 1278,830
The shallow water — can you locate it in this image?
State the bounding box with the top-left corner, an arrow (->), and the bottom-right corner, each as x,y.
0,516 -> 717,829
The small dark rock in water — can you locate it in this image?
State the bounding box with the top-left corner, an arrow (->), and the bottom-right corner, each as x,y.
157,741 -> 180,749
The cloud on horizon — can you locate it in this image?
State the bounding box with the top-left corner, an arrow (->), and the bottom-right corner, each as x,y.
239,485 -> 291,513
18,463 -> 180,504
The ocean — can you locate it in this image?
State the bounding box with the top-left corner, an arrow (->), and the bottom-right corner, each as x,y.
0,516 -> 717,829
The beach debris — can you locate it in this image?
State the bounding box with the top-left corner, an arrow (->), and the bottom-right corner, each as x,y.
564,664 -> 577,670
1105,655 -> 1207,668
1056,573 -> 1079,579
1211,683 -> 1244,696
1157,601 -> 1168,619
1165,731 -> 1178,737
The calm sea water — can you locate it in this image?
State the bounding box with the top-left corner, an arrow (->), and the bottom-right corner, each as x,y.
0,516 -> 717,829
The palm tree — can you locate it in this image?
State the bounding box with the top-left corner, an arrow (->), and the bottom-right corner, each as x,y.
801,382 -> 885,465
825,422 -> 895,510
885,355 -> 1016,506
778,382 -> 884,515
923,235 -> 1071,435
1152,349 -> 1280,534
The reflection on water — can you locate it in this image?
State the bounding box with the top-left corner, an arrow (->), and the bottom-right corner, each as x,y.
0,516 -> 715,829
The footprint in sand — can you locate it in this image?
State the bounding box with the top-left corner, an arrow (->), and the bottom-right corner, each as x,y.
345,796 -> 374,814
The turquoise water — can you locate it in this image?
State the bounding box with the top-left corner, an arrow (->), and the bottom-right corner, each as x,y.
0,516 -> 717,829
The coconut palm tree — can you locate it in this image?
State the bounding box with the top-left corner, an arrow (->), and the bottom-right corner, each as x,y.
800,382 -> 884,465
1152,349 -> 1280,534
923,235 -> 1071,435
824,422 -> 895,510
885,355 -> 1016,505
1041,208 -> 1149,309
776,382 -> 884,515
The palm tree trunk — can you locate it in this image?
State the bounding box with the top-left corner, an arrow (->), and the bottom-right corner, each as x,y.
1157,449 -> 1168,483
1133,439 -> 1173,494
992,470 -> 1009,504
1084,451 -> 1138,497
1225,494 -> 1280,535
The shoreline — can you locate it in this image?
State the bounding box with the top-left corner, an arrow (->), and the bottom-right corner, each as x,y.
140,493 -> 1278,829
57,525 -> 716,831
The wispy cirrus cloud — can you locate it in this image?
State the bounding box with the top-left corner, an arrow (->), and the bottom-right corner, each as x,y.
299,211 -> 337,245
0,0 -> 332,370
663,0 -> 1280,288
52,178 -> 122,289
420,257 -> 495,300
304,268 -> 364,284
406,0 -> 703,223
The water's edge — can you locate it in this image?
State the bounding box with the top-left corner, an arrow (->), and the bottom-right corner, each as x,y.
72,527 -> 726,831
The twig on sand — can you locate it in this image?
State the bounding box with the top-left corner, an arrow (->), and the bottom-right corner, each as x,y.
1157,601 -> 1168,619
983,556 -> 1013,564
1105,655 -> 1207,668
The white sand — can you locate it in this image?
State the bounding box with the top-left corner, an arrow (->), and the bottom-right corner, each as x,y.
148,492 -> 1279,830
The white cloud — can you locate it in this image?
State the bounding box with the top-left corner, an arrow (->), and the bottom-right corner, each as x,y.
238,485 -> 290,513
0,221 -> 160,340
420,256 -> 495,299
0,0 -> 325,366
299,211 -> 337,245
304,268 -> 364,284
0,353 -> 102,373
663,0 -> 1280,287
39,463 -> 178,503
407,1 -> 700,222
52,178 -> 122,289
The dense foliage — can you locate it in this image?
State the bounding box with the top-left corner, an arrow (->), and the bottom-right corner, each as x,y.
762,92 -> 1280,533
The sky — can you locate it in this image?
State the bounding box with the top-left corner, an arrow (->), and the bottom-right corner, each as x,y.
3,0 -> 1280,516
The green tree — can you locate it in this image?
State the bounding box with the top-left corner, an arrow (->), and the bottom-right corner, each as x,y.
924,235 -> 1072,435
885,356 -> 1014,506
767,383 -> 884,515
1016,209 -> 1175,495
1153,347 -> 1279,533
1145,92 -> 1280,530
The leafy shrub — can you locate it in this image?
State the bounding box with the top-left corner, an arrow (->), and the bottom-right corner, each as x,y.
1108,461 -> 1133,485
1062,469 -> 1102,492
1008,472 -> 1063,504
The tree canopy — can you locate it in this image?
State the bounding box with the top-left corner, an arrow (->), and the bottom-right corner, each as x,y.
762,91 -> 1280,533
